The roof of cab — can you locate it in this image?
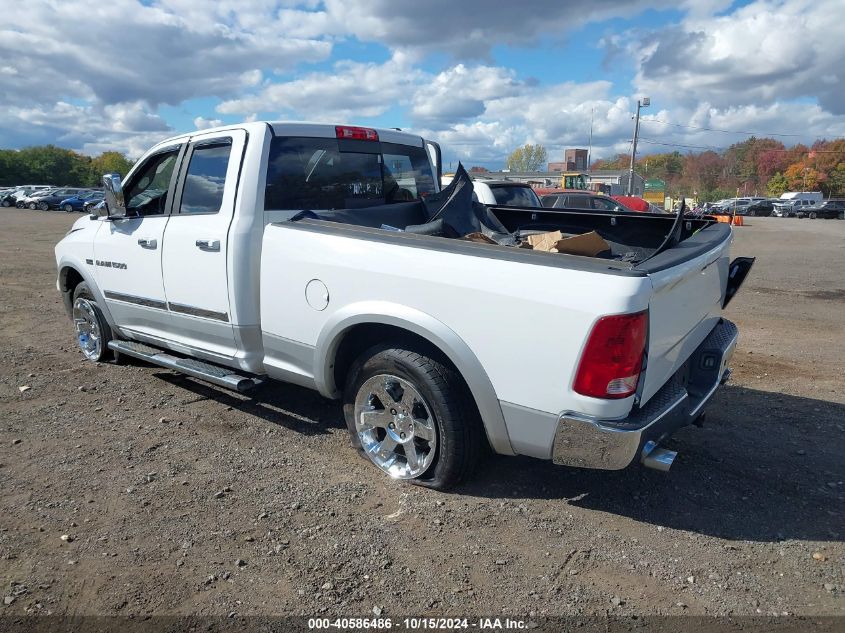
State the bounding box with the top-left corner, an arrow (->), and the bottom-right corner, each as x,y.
149,121 -> 425,152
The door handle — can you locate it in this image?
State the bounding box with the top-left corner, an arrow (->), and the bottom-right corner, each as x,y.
195,239 -> 220,252
137,238 -> 157,249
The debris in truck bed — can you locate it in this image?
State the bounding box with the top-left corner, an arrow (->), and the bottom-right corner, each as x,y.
519,230 -> 611,257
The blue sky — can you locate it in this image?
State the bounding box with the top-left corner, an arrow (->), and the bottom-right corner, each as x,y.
1,0 -> 842,167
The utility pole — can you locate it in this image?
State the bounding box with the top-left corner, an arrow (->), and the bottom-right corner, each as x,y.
587,107 -> 594,171
627,97 -> 649,196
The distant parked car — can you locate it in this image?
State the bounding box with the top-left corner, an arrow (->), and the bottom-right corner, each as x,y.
18,189 -> 56,209
611,195 -> 654,212
745,200 -> 774,216
27,188 -> 88,210
714,198 -> 755,215
804,200 -> 845,220
4,186 -> 44,207
59,191 -> 103,212
0,189 -> 17,206
776,198 -> 818,218
471,179 -> 542,207
83,197 -> 106,213
772,200 -> 796,217
540,191 -> 636,213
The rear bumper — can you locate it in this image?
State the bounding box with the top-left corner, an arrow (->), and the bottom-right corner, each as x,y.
552,318 -> 738,470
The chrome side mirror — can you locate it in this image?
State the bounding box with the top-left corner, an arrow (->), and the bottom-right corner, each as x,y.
102,173 -> 127,218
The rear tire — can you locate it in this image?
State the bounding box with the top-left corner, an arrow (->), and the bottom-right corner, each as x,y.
38,201 -> 49,211
28,202 -> 36,210
71,282 -> 113,362
342,343 -> 482,490
1,200 -> 9,207
809,211 -> 817,219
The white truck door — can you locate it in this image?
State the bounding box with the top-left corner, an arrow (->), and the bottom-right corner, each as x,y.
93,142 -> 184,340
160,130 -> 247,358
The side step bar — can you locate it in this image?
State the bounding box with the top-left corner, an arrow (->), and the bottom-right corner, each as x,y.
108,340 -> 264,393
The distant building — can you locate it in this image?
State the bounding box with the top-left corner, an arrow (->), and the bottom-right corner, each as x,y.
548,148 -> 589,172
473,168 -> 645,196
586,170 -> 644,197
565,149 -> 589,171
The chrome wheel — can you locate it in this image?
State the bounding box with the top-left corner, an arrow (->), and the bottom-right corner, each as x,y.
73,297 -> 103,360
354,374 -> 437,479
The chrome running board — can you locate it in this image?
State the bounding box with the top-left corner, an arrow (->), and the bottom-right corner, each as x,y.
108,340 -> 264,393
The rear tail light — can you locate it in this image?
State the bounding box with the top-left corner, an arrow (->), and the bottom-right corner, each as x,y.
573,311 -> 648,399
335,125 -> 379,141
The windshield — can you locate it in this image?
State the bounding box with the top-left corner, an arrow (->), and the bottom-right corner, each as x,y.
489,185 -> 541,207
265,136 -> 436,211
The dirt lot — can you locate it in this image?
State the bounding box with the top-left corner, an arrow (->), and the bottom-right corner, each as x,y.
0,210 -> 843,621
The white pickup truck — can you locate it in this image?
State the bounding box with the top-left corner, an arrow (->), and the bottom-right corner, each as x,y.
55,121 -> 754,490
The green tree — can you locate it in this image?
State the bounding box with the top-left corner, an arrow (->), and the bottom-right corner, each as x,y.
767,172 -> 788,197
827,163 -> 845,195
506,144 -> 548,172
0,146 -> 135,187
591,153 -> 629,170
91,152 -> 134,183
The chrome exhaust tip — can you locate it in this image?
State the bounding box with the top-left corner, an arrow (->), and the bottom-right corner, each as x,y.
641,440 -> 677,472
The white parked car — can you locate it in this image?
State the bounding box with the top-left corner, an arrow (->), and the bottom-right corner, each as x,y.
470,178 -> 542,207
55,121 -> 753,489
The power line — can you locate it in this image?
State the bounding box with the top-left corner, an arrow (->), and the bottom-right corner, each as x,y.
638,138 -> 726,151
642,118 -> 804,138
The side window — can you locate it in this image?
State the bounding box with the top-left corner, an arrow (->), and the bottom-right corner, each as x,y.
591,197 -> 618,211
124,149 -> 181,216
566,196 -> 591,209
540,195 -> 556,208
179,141 -> 232,214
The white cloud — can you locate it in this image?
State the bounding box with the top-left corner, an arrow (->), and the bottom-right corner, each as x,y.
0,101 -> 172,158
217,52 -> 425,121
410,65 -> 523,125
319,0 -> 677,58
629,0 -> 845,114
194,116 -> 224,130
0,0 -> 843,167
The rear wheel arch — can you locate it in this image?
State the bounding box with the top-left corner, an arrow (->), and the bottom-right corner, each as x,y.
317,308 -> 514,456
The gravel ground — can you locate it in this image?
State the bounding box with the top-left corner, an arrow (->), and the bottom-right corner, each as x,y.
0,209 -> 842,620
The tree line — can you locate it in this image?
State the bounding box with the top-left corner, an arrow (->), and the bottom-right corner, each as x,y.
591,137 -> 845,201
0,145 -> 135,188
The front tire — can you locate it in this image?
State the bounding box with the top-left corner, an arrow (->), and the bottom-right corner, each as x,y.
71,282 -> 112,362
343,344 -> 482,490
64,204 -> 73,213
28,202 -> 36,210
1,200 -> 9,207
38,201 -> 49,211
809,211 -> 817,219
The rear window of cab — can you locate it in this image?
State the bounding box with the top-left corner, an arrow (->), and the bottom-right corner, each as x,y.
264,137 -> 436,211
